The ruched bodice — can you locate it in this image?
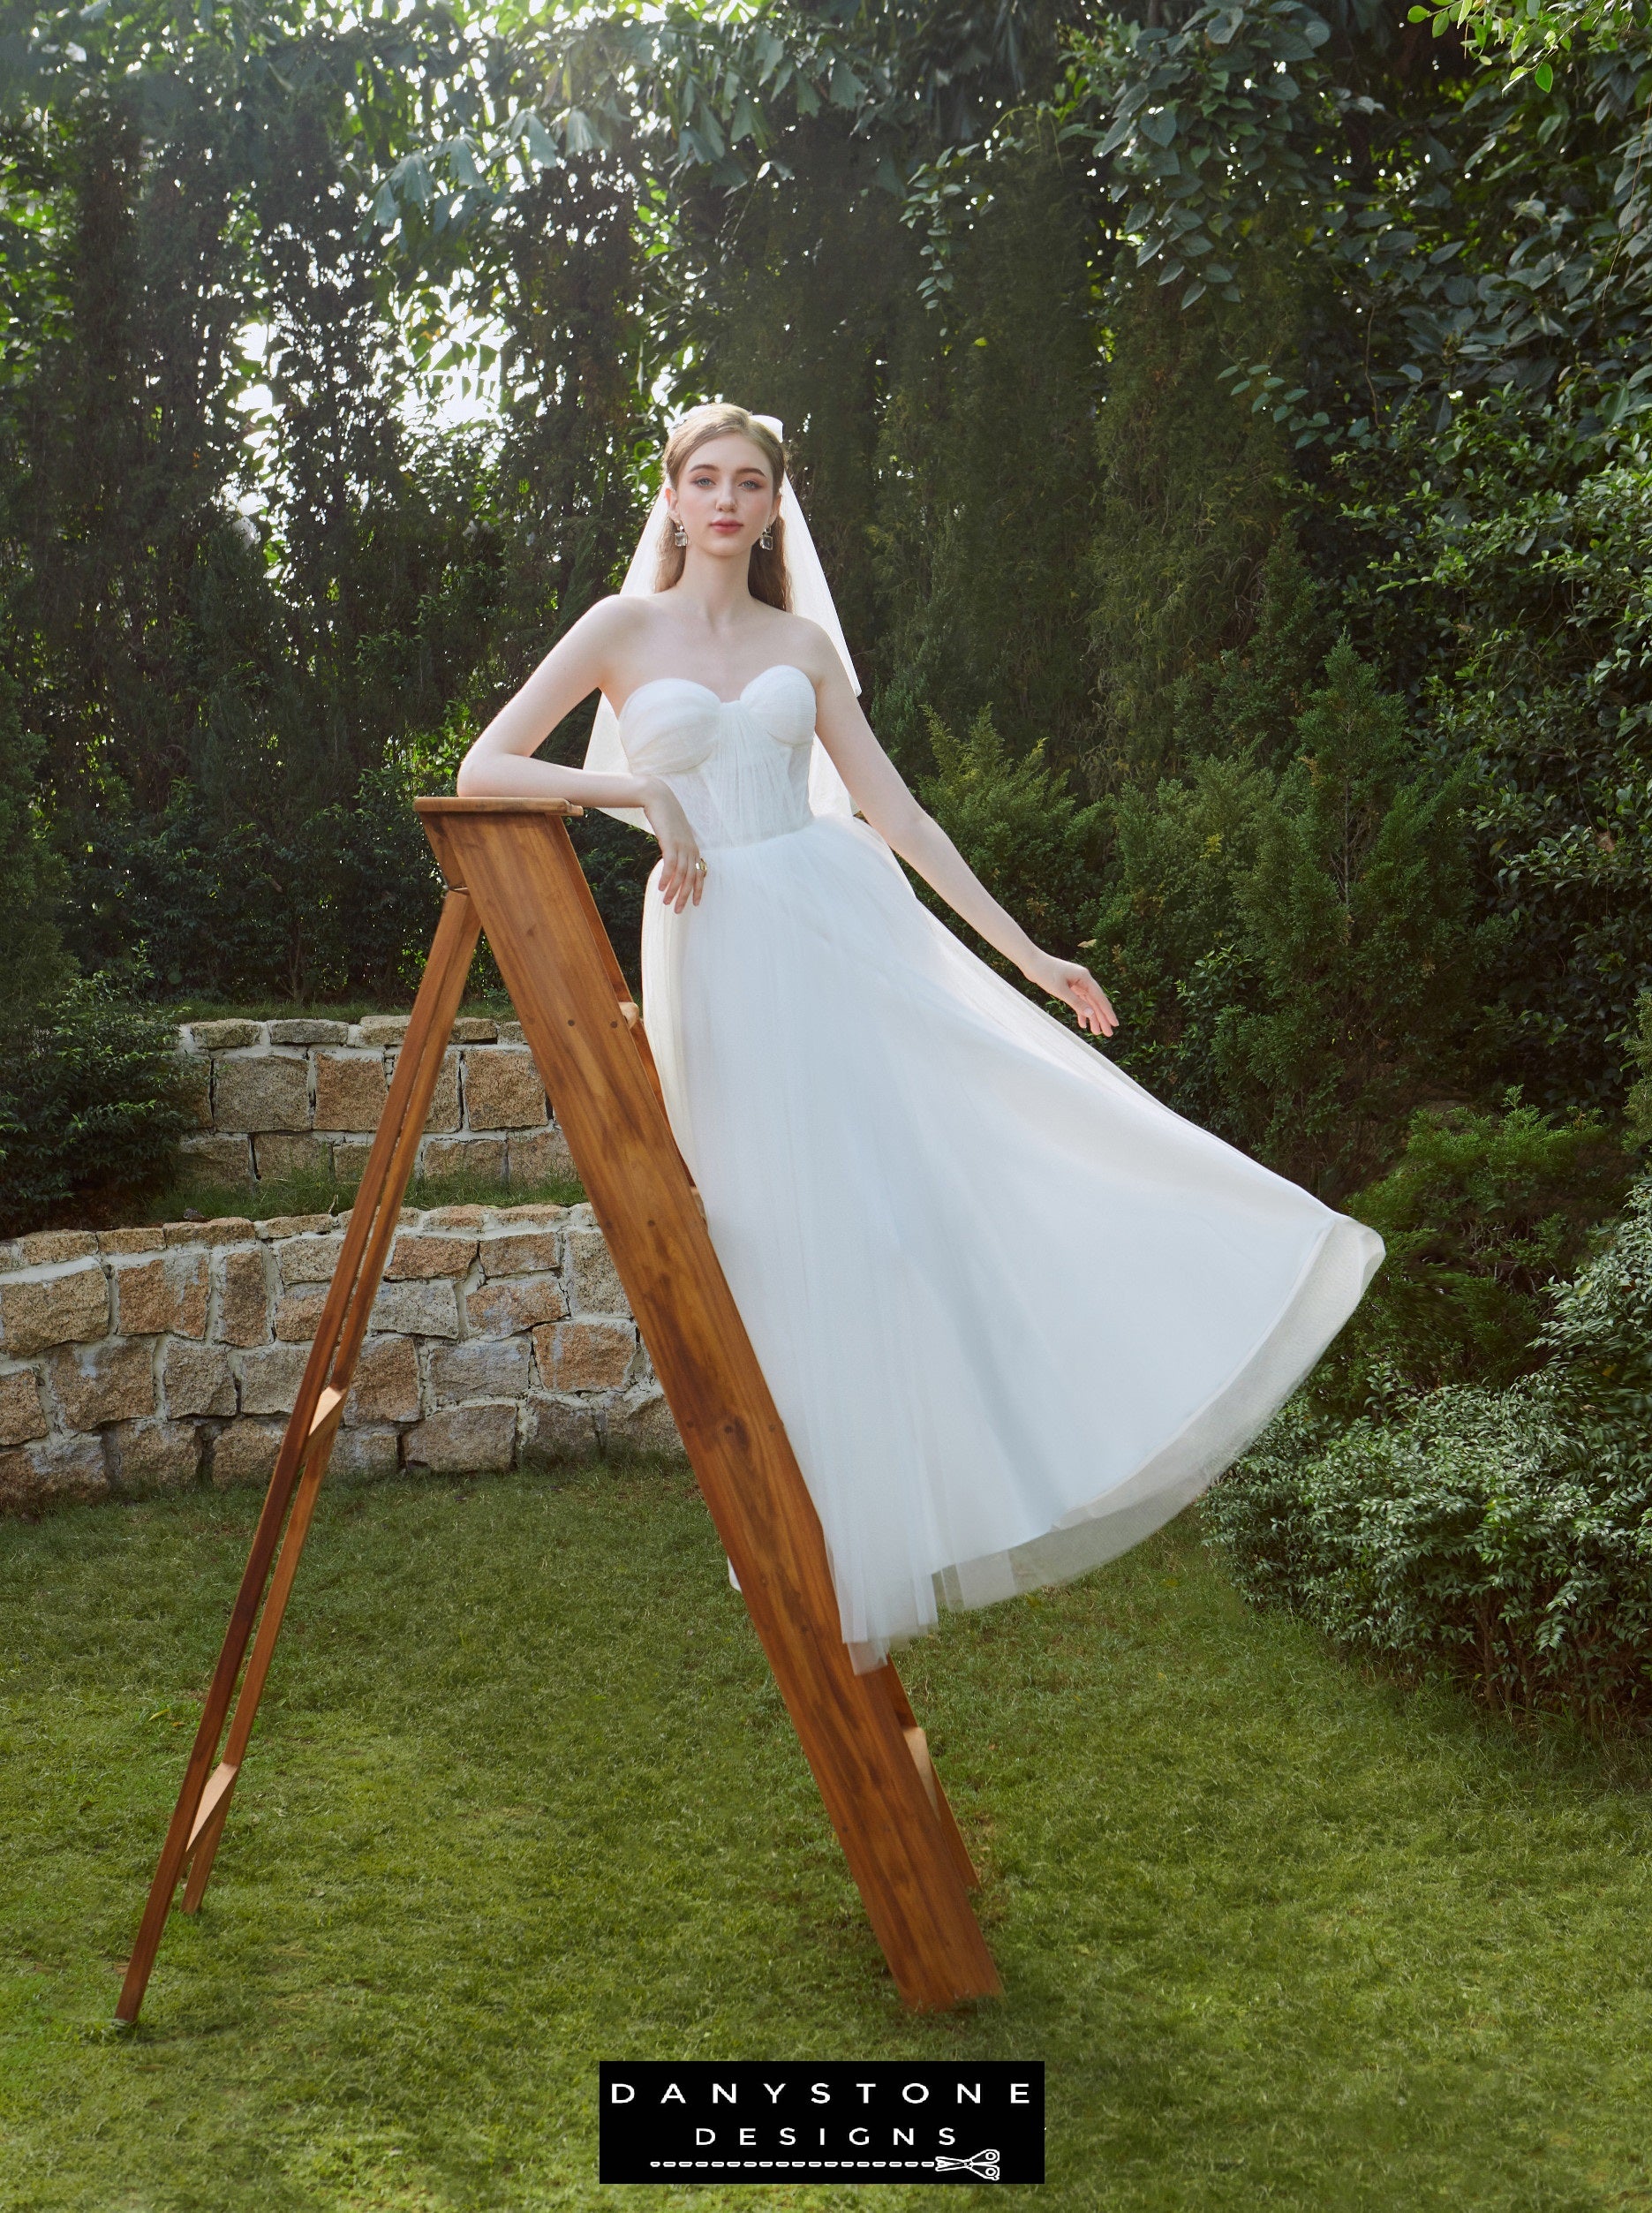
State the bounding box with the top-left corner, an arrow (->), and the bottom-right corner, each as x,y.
616,662 -> 818,850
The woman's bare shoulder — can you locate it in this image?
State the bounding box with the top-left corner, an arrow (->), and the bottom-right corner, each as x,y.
568,593 -> 653,646
770,612 -> 845,685
547,595 -> 659,690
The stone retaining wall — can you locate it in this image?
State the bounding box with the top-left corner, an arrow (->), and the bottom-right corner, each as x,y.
174,1017 -> 574,1190
0,1205 -> 682,1515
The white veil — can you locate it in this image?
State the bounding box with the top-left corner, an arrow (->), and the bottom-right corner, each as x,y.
582,412 -> 859,828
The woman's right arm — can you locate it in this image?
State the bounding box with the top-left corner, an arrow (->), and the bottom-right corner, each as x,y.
455,600 -> 706,910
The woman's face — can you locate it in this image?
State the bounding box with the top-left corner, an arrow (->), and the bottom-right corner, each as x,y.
666,434 -> 781,561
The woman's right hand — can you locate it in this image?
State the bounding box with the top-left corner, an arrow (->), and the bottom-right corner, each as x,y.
640,779 -> 706,911
1022,950 -> 1119,1039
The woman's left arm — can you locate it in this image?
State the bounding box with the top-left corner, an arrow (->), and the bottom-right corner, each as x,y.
811,654 -> 1119,1040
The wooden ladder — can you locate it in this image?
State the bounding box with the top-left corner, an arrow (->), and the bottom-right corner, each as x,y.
116,797 -> 999,2024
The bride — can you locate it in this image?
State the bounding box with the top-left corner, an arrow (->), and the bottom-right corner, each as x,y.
456,402 -> 1384,1674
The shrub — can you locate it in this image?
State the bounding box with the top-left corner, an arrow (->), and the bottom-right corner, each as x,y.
915,703 -> 1106,973
1539,1178 -> 1652,1442
1307,1092 -> 1633,1423
1216,639 -> 1497,1194
1089,752 -> 1274,1138
0,674 -> 190,1232
0,973 -> 192,1235
1206,1386 -> 1652,1730
72,760 -> 446,1005
1094,638 -> 1503,1196
1206,1178 -> 1652,1731
67,723 -> 654,1004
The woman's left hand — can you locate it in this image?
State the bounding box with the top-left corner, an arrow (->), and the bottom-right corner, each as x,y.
1023,952 -> 1119,1039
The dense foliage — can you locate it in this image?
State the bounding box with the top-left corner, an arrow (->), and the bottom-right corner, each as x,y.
0,972 -> 191,1232
914,703 -> 1106,973
1206,1173 -> 1652,1729
1094,633 -> 1504,1194
3,0 -> 1649,1713
5,0 -> 1646,1072
1314,1091 -> 1633,1417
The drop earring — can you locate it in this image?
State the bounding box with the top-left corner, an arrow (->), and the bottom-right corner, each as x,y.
758,524 -> 773,550
672,517 -> 687,548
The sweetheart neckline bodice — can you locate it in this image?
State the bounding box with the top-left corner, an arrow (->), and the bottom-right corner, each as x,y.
613,659 -> 819,849
616,662 -> 814,724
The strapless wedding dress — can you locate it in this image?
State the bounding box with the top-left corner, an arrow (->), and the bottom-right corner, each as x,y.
622,662 -> 1384,1673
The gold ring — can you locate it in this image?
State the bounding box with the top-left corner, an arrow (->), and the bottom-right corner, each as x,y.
694,858 -> 707,875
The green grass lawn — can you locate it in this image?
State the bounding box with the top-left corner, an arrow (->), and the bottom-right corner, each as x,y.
2,1464 -> 1650,2211
162,1001 -> 517,1028
140,1162 -> 587,1230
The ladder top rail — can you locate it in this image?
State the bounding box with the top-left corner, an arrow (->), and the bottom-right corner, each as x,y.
416,797 -> 582,816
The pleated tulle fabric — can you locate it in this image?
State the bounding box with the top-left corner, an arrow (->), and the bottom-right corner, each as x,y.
622,662 -> 1385,1673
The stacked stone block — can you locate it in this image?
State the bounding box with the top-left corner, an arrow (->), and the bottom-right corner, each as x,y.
0,1206 -> 681,1514
176,1016 -> 576,1190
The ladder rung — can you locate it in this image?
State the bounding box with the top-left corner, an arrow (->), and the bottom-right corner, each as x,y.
308,1386 -> 343,1437
903,1726 -> 939,1816
187,1761 -> 239,1851
617,999 -> 641,1029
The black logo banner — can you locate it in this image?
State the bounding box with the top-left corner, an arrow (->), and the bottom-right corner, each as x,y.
599,2059 -> 1044,2185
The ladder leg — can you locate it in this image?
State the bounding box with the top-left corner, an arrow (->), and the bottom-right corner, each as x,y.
180,1394 -> 343,1911
115,1420 -> 326,2023
116,893 -> 482,2023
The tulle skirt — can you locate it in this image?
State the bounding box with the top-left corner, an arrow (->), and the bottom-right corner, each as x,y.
640,811 -> 1384,1673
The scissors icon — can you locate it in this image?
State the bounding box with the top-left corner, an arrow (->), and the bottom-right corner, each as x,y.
932,2148 -> 1002,2179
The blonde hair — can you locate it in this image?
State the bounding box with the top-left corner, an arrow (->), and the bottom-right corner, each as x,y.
653,404 -> 790,609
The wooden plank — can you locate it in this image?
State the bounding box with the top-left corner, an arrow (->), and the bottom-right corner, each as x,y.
417,798 -> 999,2011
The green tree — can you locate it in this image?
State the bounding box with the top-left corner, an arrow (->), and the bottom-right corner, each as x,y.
915,702 -> 1105,977
1085,273 -> 1298,793
1172,530 -> 1332,775
868,137 -> 1104,776
1216,638 -> 1497,1192
0,677 -> 72,1045
1096,639 -> 1500,1194
1090,752 -> 1275,1133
